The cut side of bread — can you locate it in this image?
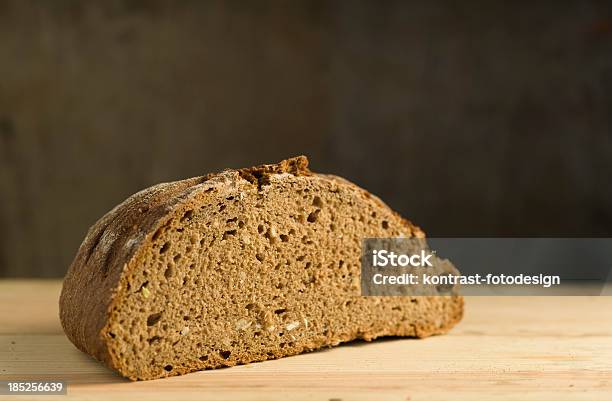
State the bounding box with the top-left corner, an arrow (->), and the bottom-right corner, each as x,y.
59,156 -> 463,380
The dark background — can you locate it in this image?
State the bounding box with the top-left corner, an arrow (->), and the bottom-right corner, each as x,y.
1,1 -> 611,277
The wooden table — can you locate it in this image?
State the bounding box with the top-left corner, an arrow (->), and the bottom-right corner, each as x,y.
1,280 -> 611,400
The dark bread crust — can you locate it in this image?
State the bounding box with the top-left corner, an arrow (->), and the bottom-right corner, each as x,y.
60,156 -> 463,378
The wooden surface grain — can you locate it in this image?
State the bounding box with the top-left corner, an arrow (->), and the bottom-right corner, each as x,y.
1,280 -> 611,400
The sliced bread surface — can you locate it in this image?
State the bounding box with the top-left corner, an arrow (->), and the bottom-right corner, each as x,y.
59,156 -> 463,380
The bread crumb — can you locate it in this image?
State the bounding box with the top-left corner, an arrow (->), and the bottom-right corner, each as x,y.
180,326 -> 190,335
141,286 -> 150,298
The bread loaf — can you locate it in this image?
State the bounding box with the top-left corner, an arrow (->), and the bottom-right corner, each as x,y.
59,156 -> 463,380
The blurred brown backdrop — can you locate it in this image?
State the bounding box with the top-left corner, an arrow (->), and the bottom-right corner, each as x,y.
1,0 -> 611,277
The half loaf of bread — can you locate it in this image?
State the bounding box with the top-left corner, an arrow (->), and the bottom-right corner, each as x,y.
60,156 -> 463,380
